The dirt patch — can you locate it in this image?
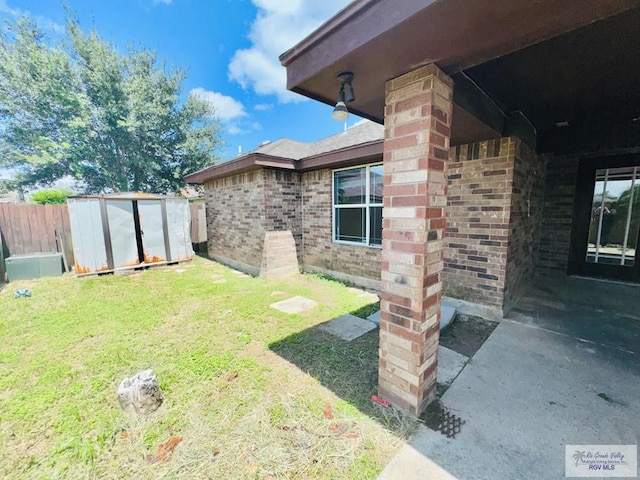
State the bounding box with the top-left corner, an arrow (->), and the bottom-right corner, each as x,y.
420,399 -> 446,431
439,313 -> 498,358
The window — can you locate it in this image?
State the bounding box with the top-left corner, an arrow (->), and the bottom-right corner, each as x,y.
333,164 -> 383,246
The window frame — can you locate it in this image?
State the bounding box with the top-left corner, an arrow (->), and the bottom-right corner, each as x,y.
332,163 -> 383,248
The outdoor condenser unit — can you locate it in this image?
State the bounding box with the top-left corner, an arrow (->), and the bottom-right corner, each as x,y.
67,193 -> 194,276
5,252 -> 64,281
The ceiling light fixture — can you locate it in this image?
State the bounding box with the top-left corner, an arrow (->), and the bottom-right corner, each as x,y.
331,72 -> 355,121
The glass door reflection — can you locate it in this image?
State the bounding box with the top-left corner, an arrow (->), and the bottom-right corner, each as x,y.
587,166 -> 640,266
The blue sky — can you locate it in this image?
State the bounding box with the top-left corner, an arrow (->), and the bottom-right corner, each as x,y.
0,0 -> 360,161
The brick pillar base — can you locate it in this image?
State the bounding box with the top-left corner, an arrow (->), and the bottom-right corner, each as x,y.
378,64 -> 453,416
260,230 -> 299,279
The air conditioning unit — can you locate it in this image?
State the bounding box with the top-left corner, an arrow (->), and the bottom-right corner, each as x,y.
5,253 -> 63,281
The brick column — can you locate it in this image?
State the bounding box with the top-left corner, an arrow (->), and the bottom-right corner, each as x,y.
379,64 -> 453,416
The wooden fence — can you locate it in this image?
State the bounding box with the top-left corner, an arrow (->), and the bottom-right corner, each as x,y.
0,231 -> 5,283
190,202 -> 207,248
0,202 -> 207,277
0,204 -> 72,258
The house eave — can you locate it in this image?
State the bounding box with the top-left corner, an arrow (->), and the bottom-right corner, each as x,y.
185,140 -> 385,184
280,0 -> 640,139
185,154 -> 296,184
298,140 -> 383,171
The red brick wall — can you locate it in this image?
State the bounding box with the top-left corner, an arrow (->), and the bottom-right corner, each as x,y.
378,63 -> 453,414
204,169 -> 301,273
445,138 -> 513,309
445,137 -> 545,314
204,167 -> 382,284
537,156 -> 579,273
203,136 -> 546,314
260,231 -> 299,278
263,169 -> 302,263
504,140 -> 546,309
204,171 -> 266,272
300,169 -> 382,286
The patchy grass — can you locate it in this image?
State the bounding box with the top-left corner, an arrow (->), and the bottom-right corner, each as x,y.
0,258 -> 417,479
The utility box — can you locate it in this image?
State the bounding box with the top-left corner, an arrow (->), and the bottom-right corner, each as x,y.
5,253 -> 64,281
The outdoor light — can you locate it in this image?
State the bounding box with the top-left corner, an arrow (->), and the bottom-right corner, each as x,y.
331,72 -> 355,121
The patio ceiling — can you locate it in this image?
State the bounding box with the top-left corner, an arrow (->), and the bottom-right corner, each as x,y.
280,0 -> 640,146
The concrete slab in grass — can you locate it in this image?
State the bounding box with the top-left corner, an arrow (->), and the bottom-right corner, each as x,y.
366,306 -> 456,330
270,296 -> 317,314
319,314 -> 377,341
367,310 -> 381,325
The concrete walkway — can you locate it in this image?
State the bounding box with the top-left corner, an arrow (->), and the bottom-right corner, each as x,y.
379,319 -> 640,479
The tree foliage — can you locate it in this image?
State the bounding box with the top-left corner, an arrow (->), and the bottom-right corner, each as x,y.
30,187 -> 74,204
0,179 -> 14,195
0,16 -> 221,193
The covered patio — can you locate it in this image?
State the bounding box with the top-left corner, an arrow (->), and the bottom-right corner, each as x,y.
281,0 -> 640,415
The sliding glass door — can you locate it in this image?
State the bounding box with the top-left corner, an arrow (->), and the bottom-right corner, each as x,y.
570,155 -> 640,282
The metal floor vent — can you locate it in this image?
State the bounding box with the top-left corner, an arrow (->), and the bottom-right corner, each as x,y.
438,410 -> 465,439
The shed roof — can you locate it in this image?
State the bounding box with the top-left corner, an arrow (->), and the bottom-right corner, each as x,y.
70,192 -> 185,200
185,121 -> 384,184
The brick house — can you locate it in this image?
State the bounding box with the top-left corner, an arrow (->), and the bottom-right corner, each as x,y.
188,0 -> 640,415
186,121 -> 386,289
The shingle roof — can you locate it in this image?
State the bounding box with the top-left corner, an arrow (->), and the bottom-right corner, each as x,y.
185,120 -> 384,184
305,121 -> 384,157
246,120 -> 383,160
250,138 -> 310,160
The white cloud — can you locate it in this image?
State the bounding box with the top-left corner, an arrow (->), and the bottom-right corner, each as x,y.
152,0 -> 173,4
254,103 -> 273,111
228,0 -> 352,103
0,0 -> 19,16
0,0 -> 64,32
190,88 -> 262,136
189,88 -> 247,121
226,121 -> 262,136
226,124 -> 245,135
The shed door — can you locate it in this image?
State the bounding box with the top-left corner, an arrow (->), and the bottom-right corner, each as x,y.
137,200 -> 167,264
106,200 -> 139,269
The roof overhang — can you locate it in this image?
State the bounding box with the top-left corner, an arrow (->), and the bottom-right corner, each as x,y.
185,154 -> 296,184
280,0 -> 640,145
185,141 -> 384,184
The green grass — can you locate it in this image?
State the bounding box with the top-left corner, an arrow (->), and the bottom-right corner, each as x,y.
0,258 -> 417,479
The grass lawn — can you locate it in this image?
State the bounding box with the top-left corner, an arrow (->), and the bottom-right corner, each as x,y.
0,257 -> 418,479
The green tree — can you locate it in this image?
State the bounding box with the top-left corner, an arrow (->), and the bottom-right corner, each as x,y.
0,16 -> 221,194
30,187 -> 74,204
0,179 -> 14,195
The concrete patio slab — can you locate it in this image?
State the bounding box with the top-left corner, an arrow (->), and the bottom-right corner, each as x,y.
379,320 -> 640,480
437,346 -> 468,385
348,287 -> 380,302
366,310 -> 380,325
318,314 -> 377,341
269,296 -> 317,314
507,274 -> 640,354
